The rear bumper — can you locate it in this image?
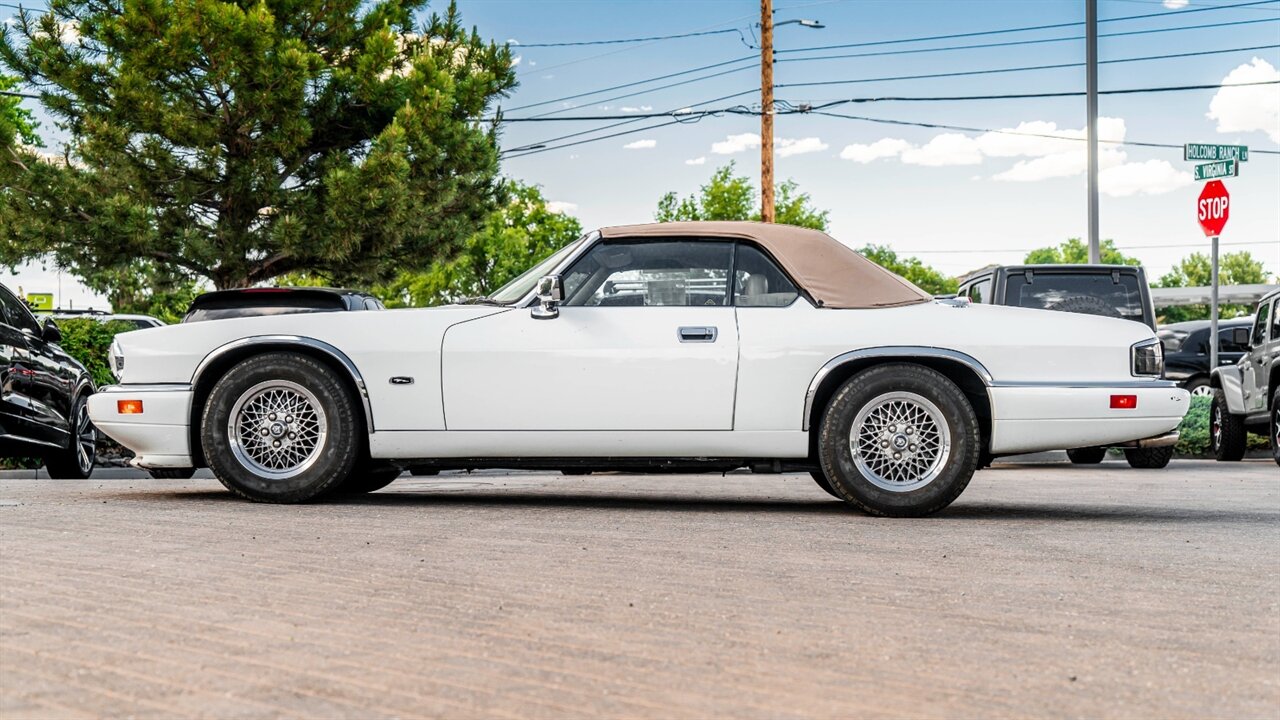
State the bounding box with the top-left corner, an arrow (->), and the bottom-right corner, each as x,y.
87,385 -> 194,469
988,382 -> 1190,454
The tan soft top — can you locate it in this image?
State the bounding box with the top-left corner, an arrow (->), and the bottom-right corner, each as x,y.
598,221 -> 932,309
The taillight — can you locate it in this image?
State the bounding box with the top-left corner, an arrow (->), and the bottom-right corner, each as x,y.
1110,395 -> 1137,410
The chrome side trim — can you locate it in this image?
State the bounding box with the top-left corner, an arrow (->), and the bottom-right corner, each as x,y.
802,347 -> 994,431
98,383 -> 194,393
989,379 -> 1180,389
191,336 -> 375,433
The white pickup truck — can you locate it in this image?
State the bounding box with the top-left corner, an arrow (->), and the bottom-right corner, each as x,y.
1209,287 -> 1280,465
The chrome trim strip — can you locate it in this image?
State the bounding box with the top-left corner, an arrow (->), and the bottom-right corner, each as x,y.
98,383 -> 194,393
988,379 -> 1180,389
191,336 -> 375,433
802,347 -> 994,432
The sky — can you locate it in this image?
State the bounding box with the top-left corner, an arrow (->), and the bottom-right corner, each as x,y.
5,0 -> 1280,309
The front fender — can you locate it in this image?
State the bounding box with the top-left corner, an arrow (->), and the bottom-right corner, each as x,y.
1210,365 -> 1247,413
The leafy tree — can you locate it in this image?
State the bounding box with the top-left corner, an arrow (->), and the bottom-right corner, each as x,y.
857,245 -> 957,296
373,181 -> 582,306
1024,238 -> 1141,266
0,0 -> 516,291
0,72 -> 39,148
1154,251 -> 1269,322
655,162 -> 829,230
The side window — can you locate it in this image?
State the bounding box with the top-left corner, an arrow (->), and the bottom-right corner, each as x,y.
0,287 -> 40,334
970,279 -> 992,304
561,240 -> 733,307
734,244 -> 799,308
1252,301 -> 1271,347
1270,300 -> 1279,342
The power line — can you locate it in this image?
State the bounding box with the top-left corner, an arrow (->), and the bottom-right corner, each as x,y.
504,54 -> 754,113
514,28 -> 745,48
896,240 -> 1277,254
777,43 -> 1280,90
502,115 -> 713,160
778,0 -> 1279,54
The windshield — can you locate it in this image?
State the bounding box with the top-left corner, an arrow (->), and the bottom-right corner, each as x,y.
488,232 -> 594,305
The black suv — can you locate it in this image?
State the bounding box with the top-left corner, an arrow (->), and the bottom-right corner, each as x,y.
1159,316 -> 1254,397
956,264 -> 1156,330
1,283 -> 98,477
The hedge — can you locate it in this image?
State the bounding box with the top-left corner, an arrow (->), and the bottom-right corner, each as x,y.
1175,394 -> 1270,457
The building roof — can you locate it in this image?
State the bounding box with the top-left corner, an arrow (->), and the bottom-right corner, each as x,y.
598,221 -> 932,309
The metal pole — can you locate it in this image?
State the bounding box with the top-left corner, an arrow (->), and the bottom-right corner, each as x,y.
760,0 -> 775,223
1210,234 -> 1220,371
1086,0 -> 1100,263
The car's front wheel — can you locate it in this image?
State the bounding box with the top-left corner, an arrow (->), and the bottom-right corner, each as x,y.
1271,387 -> 1279,467
44,393 -> 96,480
1210,388 -> 1246,462
818,363 -> 980,517
201,353 -> 360,503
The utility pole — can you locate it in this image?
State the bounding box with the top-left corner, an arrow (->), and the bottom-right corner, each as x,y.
760,0 -> 775,223
1086,0 -> 1100,263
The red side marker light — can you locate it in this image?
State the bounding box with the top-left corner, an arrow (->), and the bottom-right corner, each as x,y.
117,400 -> 144,415
1110,395 -> 1137,410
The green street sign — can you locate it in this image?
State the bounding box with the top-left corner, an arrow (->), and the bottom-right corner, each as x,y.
1184,143 -> 1249,162
1194,158 -> 1238,181
26,293 -> 53,311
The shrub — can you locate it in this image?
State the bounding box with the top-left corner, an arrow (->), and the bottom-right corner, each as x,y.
53,318 -> 136,388
1176,395 -> 1270,456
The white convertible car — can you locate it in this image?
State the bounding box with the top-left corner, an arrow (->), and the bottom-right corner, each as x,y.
89,222 -> 1189,516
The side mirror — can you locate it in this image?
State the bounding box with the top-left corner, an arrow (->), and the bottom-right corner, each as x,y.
531,275 -> 564,320
41,318 -> 62,344
1230,327 -> 1251,347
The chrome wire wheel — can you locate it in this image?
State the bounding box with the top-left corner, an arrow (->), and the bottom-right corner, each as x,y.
227,380 -> 327,480
850,391 -> 951,493
75,401 -> 96,475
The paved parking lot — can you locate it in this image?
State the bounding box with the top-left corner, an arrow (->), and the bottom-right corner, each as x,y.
1,458 -> 1277,719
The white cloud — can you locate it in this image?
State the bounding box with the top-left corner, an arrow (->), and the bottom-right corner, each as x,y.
674,107 -> 693,115
1163,0 -> 1188,8
542,74 -> 555,80
776,137 -> 829,158
597,105 -> 611,111
839,138 -> 910,163
1100,160 -> 1193,197
510,55 -> 522,67
1207,58 -> 1280,143
545,201 -> 578,214
711,132 -> 761,155
995,146 -> 1126,182
507,38 -> 520,45
620,105 -> 654,113
623,139 -> 656,150
528,60 -> 537,67
685,156 -> 707,166
901,133 -> 983,166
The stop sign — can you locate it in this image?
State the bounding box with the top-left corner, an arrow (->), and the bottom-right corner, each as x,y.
1197,180 -> 1230,237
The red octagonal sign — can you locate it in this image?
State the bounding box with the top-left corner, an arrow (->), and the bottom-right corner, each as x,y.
1197,180 -> 1230,237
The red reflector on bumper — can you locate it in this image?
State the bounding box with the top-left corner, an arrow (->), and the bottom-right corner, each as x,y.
117,400 -> 144,414
1110,394 -> 1137,409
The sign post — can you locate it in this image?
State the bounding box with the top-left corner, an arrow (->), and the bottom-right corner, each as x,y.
1196,180 -> 1230,370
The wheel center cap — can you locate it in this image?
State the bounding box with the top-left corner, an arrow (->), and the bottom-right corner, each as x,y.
269,423 -> 286,438
892,434 -> 909,450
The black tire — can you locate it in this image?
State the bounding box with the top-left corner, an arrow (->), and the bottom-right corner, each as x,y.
332,465 -> 401,495
818,363 -> 980,517
149,467 -> 196,479
1271,387 -> 1279,468
1210,388 -> 1247,462
408,466 -> 439,477
201,352 -> 360,503
44,393 -> 96,479
1048,295 -> 1121,319
1124,446 -> 1174,469
808,470 -> 840,499
1066,447 -> 1107,465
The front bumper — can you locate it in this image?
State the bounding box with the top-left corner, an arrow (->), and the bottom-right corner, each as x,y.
87,385 -> 194,469
988,382 -> 1190,455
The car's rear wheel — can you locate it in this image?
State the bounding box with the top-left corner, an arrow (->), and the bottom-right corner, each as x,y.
818,363 -> 980,517
1210,388 -> 1246,462
808,470 -> 840,499
44,394 -> 96,480
1066,447 -> 1106,464
1124,446 -> 1174,469
149,467 -> 197,479
1184,377 -> 1212,398
201,353 -> 359,503
1271,387 -> 1279,467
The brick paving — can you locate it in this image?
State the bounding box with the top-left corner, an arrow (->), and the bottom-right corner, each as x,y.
1,459 -> 1277,718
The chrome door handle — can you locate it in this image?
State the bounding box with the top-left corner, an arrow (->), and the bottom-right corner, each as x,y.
678,326 -> 718,343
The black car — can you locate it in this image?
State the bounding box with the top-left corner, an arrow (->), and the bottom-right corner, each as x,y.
956,264 -> 1157,330
1159,317 -> 1254,397
0,283 -> 97,478
182,287 -> 385,323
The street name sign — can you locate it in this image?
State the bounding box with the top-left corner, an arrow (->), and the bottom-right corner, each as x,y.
1197,181 -> 1229,237
1184,143 -> 1249,162
1194,158 -> 1238,181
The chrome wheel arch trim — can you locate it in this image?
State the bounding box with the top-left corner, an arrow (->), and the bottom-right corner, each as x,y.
803,347 -> 994,432
191,335 -> 375,433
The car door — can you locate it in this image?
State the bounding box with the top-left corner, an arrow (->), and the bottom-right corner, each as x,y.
1242,298 -> 1273,413
0,286 -> 48,442
441,238 -> 739,431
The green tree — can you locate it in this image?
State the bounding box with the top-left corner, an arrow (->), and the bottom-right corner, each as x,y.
0,0 -> 515,291
857,245 -> 957,296
1154,251 -> 1269,322
0,72 -> 39,148
1024,238 -> 1141,266
373,181 -> 582,306
655,162 -> 829,230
